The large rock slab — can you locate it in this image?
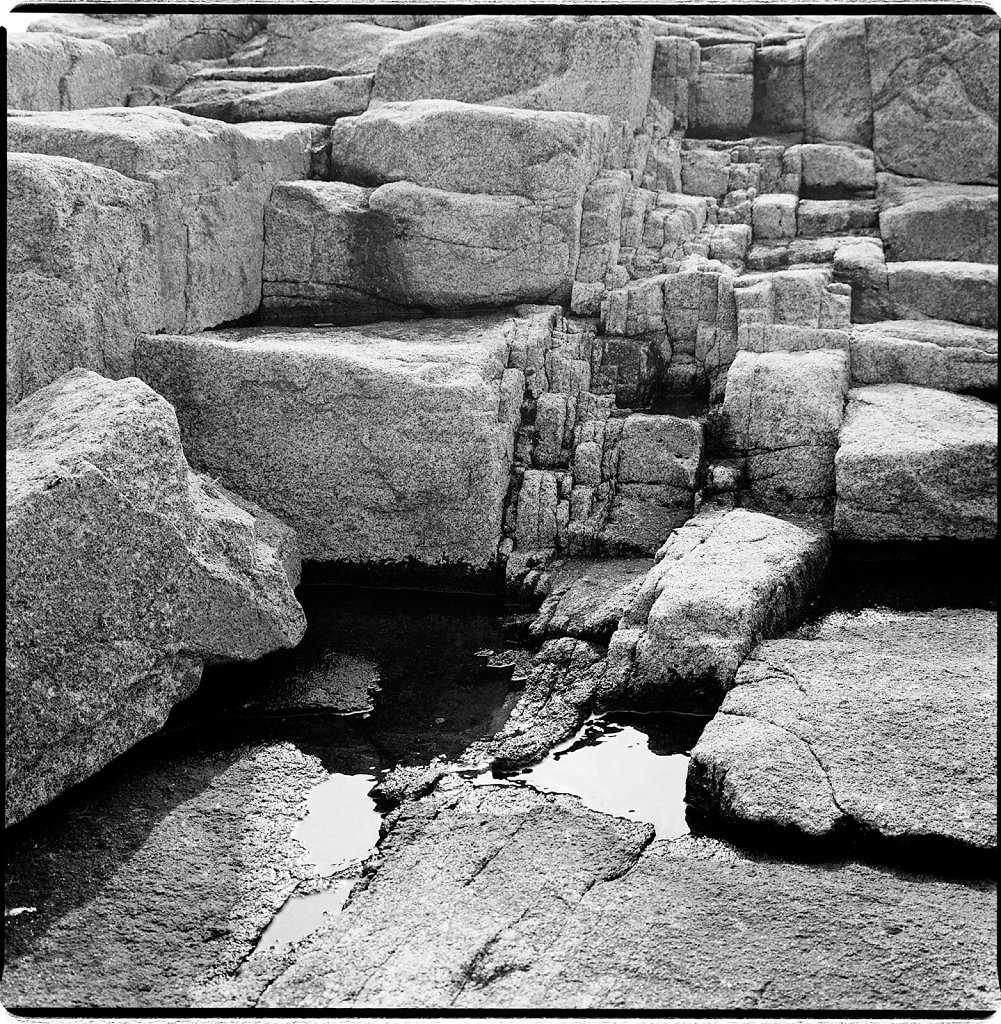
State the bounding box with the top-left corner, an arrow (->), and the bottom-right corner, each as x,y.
6,153 -> 161,407
6,31 -> 123,110
850,320 -> 998,393
689,609 -> 997,860
264,16 -> 403,73
834,385 -> 998,542
5,370 -> 305,827
879,191 -> 998,264
135,314 -> 547,574
371,15 -> 655,129
885,261 -> 997,329
722,349 -> 849,511
329,99 -> 606,205
262,180 -> 577,316
241,778 -> 998,1010
867,13 -> 999,184
604,508 -> 830,709
6,108 -> 322,335
803,18 -> 872,146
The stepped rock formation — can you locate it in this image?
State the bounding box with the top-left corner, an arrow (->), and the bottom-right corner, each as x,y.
5,370 -> 305,826
3,8 -> 999,1013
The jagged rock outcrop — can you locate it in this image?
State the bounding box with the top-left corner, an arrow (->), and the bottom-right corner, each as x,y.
7,153 -> 161,408
5,370 -> 306,827
834,385 -> 997,543
604,508 -> 830,709
135,312 -> 555,576
688,609 -> 997,858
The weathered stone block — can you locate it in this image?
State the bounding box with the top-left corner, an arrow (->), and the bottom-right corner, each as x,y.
752,193 -> 797,240
135,315 -> 542,569
6,370 -> 305,826
835,384 -> 997,541
804,18 -> 872,146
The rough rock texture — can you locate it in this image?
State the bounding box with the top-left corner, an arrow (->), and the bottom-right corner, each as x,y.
722,350 -> 849,511
867,14 -> 999,184
879,191 -> 998,264
135,315 -> 539,571
834,385 -> 998,542
885,261 -> 997,330
172,73 -> 373,124
6,153 -> 161,408
2,734 -> 328,1008
604,508 -> 830,709
371,15 -> 655,129
803,18 -> 872,147
850,320 -> 998,393
6,107 -> 322,335
529,558 -> 652,643
262,179 -> 580,315
329,99 -> 606,204
264,16 -> 403,73
689,609 -> 997,859
5,370 -> 306,826
6,31 -> 123,110
242,778 -> 998,1010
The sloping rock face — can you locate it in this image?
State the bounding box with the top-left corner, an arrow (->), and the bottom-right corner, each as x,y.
6,107 -> 323,337
604,508 -> 830,709
834,385 -> 997,542
5,370 -> 306,827
688,609 -> 997,859
135,314 -> 545,574
263,16 -> 404,73
242,778 -> 998,1010
371,16 -> 655,130
867,14 -> 999,184
6,153 -> 161,408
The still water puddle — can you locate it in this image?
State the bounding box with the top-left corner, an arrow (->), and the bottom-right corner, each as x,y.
480,711 -> 710,840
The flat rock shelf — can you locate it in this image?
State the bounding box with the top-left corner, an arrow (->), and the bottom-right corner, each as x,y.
4,7 -> 999,1014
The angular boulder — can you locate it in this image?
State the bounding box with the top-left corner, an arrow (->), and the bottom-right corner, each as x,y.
689,609 -> 997,859
885,261 -> 998,329
264,16 -> 404,73
262,180 -> 577,315
135,313 -> 552,574
371,15 -> 655,129
5,370 -> 306,827
6,107 -> 323,335
834,384 -> 998,542
803,17 -> 872,146
722,349 -> 849,511
6,153 -> 161,407
850,320 -> 998,393
329,99 -> 607,206
879,191 -> 998,264
6,31 -> 123,110
604,508 -> 830,709
867,13 -> 999,184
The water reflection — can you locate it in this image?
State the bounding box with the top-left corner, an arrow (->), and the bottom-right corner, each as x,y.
487,712 -> 711,839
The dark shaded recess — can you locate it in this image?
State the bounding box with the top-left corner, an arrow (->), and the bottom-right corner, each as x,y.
300,555 -> 506,595
685,776 -> 998,880
4,587 -> 523,978
639,391 -> 710,420
817,541 -> 998,614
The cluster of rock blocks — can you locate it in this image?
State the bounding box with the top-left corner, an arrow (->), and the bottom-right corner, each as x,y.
4,10 -> 999,1006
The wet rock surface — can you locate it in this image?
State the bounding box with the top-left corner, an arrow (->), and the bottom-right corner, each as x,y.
688,608 -> 997,861
5,370 -> 305,827
248,778 -> 998,1010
